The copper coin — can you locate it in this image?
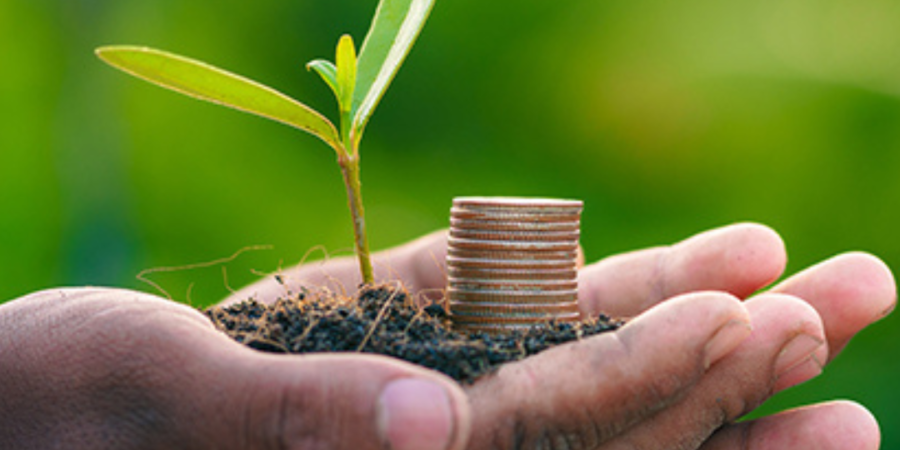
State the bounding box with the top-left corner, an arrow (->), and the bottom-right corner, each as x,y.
448,248 -> 578,261
446,256 -> 575,270
451,311 -> 581,324
449,279 -> 578,291
450,302 -> 580,316
448,288 -> 578,304
451,210 -> 582,223
450,228 -> 580,242
448,237 -> 578,252
451,217 -> 581,232
448,266 -> 578,281
453,196 -> 583,212
454,321 -> 579,334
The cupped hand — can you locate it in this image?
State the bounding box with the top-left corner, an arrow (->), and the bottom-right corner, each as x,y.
577,224 -> 894,448
0,288 -> 471,450
246,223 -> 894,449
5,223 -> 892,450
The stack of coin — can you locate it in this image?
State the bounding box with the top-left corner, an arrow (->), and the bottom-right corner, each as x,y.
447,197 -> 583,333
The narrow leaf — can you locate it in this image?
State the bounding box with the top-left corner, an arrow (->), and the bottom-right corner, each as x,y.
336,35 -> 357,114
307,59 -> 341,103
352,0 -> 435,140
97,46 -> 341,151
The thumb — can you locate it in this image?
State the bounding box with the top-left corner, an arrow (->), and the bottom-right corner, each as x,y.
0,287 -> 469,450
191,344 -> 472,450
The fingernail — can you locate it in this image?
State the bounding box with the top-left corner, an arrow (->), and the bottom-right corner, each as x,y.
704,319 -> 752,369
378,378 -> 455,450
774,353 -> 824,391
775,334 -> 825,377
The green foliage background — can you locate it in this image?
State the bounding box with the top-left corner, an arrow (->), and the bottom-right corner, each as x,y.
2,0 -> 899,442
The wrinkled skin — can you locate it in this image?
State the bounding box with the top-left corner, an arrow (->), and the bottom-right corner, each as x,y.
1,224 -> 894,449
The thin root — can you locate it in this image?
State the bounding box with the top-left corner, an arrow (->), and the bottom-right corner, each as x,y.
356,282 -> 402,351
136,244 -> 273,300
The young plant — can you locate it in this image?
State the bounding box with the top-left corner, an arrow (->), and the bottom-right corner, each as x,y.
96,0 -> 435,284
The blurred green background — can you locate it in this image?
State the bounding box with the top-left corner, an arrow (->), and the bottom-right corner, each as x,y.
2,0 -> 899,444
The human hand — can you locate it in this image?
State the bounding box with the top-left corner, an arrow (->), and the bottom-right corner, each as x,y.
7,223 -> 889,450
242,223 -> 894,449
0,288 -> 471,450
575,223 -> 894,448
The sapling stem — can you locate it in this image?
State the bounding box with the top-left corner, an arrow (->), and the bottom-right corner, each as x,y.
339,153 -> 374,284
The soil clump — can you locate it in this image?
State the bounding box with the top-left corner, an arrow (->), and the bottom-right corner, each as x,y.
206,284 -> 622,383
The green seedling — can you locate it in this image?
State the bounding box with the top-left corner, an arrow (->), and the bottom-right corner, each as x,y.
96,0 -> 435,284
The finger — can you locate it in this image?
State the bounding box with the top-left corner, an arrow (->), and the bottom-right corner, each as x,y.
771,252 -> 896,360
464,291 -> 751,449
579,223 -> 786,317
163,317 -> 471,450
392,229 -> 450,297
604,293 -> 828,449
702,400 -> 880,450
218,353 -> 471,450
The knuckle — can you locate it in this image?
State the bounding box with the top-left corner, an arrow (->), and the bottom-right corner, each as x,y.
245,381 -> 308,450
711,378 -> 771,424
247,372 -> 377,450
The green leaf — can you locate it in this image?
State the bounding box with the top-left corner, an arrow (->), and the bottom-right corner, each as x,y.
97,46 -> 342,151
307,59 -> 341,104
352,0 -> 435,141
336,35 -> 357,114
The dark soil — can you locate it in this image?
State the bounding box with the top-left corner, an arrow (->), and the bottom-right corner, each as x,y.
205,284 -> 623,384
